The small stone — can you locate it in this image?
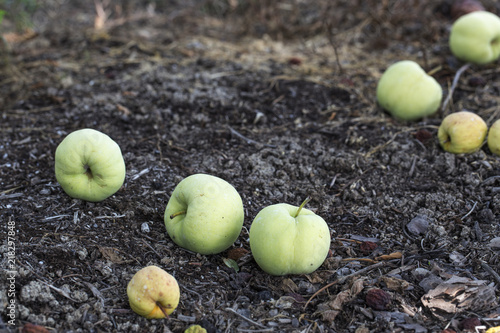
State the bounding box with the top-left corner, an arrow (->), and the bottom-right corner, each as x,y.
413,268 -> 431,281
258,290 -> 272,301
488,237 -> 500,250
406,215 -> 430,235
140,222 -> 150,233
419,275 -> 444,293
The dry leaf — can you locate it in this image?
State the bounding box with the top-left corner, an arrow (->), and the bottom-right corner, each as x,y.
281,278 -> 298,293
375,252 -> 402,261
22,323 -> 50,333
381,276 -> 410,293
226,248 -> 249,261
421,276 -> 497,320
320,309 -> 340,322
98,246 -> 130,264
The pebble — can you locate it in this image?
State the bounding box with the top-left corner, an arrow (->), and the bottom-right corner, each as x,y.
488,237 -> 500,250
406,215 -> 430,235
141,222 -> 151,233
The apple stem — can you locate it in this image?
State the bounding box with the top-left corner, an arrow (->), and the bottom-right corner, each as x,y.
157,302 -> 170,319
294,197 -> 311,218
170,211 -> 186,219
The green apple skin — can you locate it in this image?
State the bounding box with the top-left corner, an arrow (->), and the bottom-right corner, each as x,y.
438,111 -> 488,154
249,203 -> 331,276
55,128 -> 126,202
487,119 -> 500,156
376,60 -> 442,121
164,174 -> 244,255
449,11 -> 500,64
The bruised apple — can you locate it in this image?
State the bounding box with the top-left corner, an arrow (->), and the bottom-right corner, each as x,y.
127,266 -> 180,319
438,111 -> 487,154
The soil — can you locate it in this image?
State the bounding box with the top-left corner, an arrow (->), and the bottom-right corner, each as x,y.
1,1 -> 500,332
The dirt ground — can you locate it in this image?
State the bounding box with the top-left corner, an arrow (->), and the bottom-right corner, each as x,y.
1,1 -> 500,332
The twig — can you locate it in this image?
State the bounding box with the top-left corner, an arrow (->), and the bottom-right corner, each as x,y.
461,201 -> 477,220
140,238 -> 162,259
364,128 -> 414,159
480,261 -> 500,285
228,126 -> 276,148
441,62 -> 471,114
225,307 -> 269,330
304,261 -> 387,309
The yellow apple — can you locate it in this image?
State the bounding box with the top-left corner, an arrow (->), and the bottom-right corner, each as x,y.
449,11 -> 500,64
184,325 -> 207,333
54,128 -> 126,202
249,198 -> 331,276
487,119 -> 500,156
438,111 -> 488,154
164,174 -> 244,255
127,266 -> 180,319
376,60 -> 442,121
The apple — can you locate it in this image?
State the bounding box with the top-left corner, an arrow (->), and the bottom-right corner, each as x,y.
438,111 -> 488,154
164,174 -> 244,255
249,198 -> 331,276
449,11 -> 500,64
54,128 -> 126,202
376,60 -> 443,121
184,325 -> 207,333
487,119 -> 500,156
127,265 -> 180,319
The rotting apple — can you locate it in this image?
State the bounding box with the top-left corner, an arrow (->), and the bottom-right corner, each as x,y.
54,128 -> 126,202
249,198 -> 331,276
376,60 -> 442,121
449,11 -> 500,64
438,111 -> 488,154
487,119 -> 500,156
164,174 -> 244,255
127,265 -> 180,319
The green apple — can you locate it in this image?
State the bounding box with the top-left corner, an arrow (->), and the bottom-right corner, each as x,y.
487,119 -> 500,156
164,174 -> 244,255
54,128 -> 126,202
127,265 -> 180,319
249,198 -> 331,276
376,60 -> 442,121
438,111 -> 488,154
449,11 -> 500,64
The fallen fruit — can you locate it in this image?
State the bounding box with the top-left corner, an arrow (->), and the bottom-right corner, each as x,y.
449,11 -> 500,64
54,128 -> 126,202
164,174 -> 244,255
127,266 -> 180,319
438,111 -> 487,154
184,324 -> 207,333
249,198 -> 331,276
487,119 -> 500,156
376,60 -> 442,121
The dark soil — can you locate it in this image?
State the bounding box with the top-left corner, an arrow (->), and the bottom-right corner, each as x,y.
1,1 -> 500,332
